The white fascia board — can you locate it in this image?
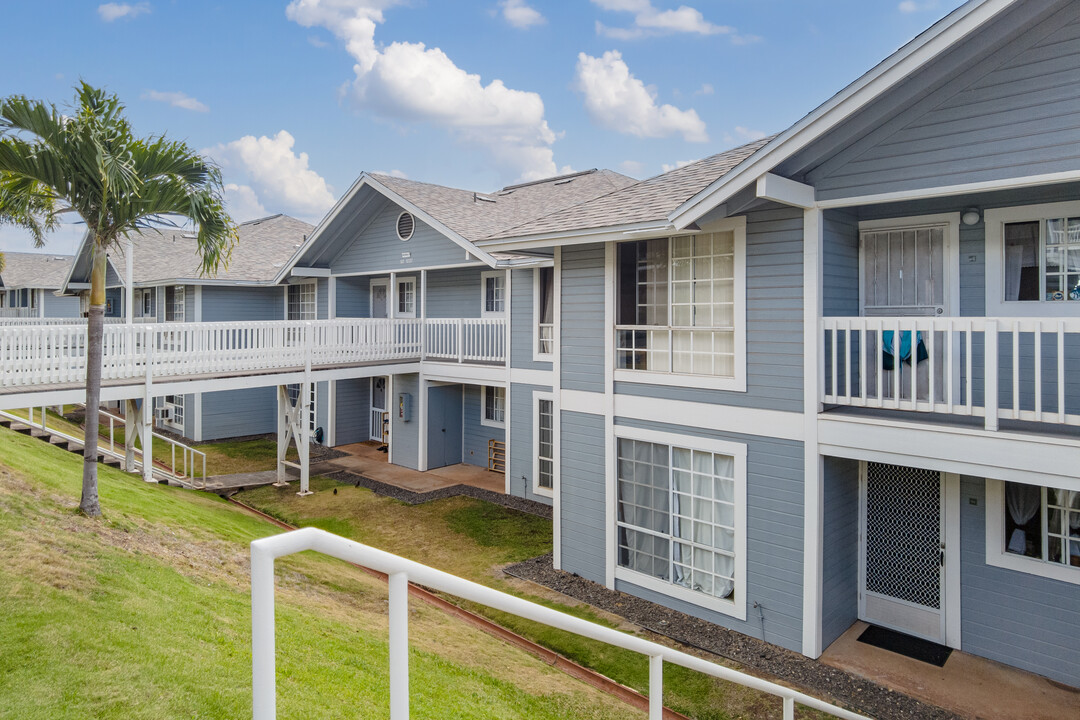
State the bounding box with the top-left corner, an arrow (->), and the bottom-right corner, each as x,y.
756,173 -> 816,209
667,0 -> 1016,229
290,267 -> 332,278
474,220 -> 673,252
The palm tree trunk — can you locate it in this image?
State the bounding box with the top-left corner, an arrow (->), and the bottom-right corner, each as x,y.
79,242 -> 106,517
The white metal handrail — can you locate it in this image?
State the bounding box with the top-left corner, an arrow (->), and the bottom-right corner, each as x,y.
821,316 -> 1080,430
0,317 -> 507,390
251,527 -> 869,720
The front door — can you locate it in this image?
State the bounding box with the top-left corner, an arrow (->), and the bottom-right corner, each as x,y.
427,385 -> 462,469
859,461 -> 946,644
370,280 -> 388,319
370,377 -> 388,442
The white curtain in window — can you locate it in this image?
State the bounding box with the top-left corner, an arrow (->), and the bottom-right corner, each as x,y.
1006,482 -> 1041,526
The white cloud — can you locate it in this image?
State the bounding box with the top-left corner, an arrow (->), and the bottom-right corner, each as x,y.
208,130 -> 335,221
142,90 -> 209,113
898,0 -> 938,12
592,0 -> 756,42
619,160 -> 645,176
661,158 -> 699,173
97,2 -> 150,21
223,184 -> 270,223
307,34 -> 329,48
574,51 -> 707,142
372,169 -> 408,178
286,0 -> 560,183
499,0 -> 545,29
695,83 -> 714,96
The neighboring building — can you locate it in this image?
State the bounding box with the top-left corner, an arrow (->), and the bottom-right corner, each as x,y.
281,0 -> 1080,691
0,252 -> 79,318
61,214 -> 316,441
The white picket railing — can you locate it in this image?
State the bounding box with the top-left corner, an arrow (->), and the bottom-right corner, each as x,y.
0,308 -> 38,319
0,316 -> 129,327
0,317 -> 506,389
822,316 -> 1080,430
251,527 -> 869,720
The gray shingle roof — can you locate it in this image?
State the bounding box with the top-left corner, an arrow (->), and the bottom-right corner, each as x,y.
487,138 -> 775,240
0,252 -> 74,289
369,169 -> 637,242
100,214 -> 313,285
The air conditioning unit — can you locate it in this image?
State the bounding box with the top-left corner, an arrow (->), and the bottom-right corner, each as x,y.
155,407 -> 172,421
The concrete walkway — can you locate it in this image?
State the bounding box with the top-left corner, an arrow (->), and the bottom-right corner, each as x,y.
821,621 -> 1079,720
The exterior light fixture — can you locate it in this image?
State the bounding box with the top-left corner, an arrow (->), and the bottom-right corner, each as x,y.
961,208 -> 981,226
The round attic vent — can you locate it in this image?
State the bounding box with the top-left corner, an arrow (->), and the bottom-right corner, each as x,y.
396,212 -> 415,241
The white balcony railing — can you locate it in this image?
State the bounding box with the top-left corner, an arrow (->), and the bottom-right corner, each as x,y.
0,308 -> 38,319
251,527 -> 869,720
822,316 -> 1080,430
0,317 -> 506,390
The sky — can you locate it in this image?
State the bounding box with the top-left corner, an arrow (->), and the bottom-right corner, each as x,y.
0,0 -> 964,256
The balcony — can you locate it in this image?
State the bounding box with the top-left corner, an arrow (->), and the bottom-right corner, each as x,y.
0,317 -> 506,390
821,316 -> 1080,431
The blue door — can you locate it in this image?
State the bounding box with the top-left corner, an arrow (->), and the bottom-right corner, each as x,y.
427,385 -> 463,469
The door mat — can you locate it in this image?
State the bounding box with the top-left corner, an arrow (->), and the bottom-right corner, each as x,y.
857,625 -> 952,667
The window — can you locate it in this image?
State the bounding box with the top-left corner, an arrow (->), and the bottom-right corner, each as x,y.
987,202 -> 1080,316
397,277 -> 416,318
533,393 -> 554,496
535,267 -> 554,358
614,221 -> 745,389
165,286 -> 185,322
987,479 -> 1080,585
160,395 -> 184,431
288,282 -> 316,320
481,270 -> 506,316
135,288 -> 155,319
481,385 -> 505,428
615,433 -> 745,616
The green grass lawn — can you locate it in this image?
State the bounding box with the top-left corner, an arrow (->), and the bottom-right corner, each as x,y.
239,480 -> 827,720
0,427 -> 643,720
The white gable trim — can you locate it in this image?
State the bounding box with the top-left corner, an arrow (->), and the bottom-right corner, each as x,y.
667,0 -> 1017,229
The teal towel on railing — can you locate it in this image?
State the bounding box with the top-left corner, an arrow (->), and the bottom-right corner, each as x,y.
882,330 -> 928,371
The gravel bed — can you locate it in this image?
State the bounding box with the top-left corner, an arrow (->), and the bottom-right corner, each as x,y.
325,470 -> 552,519
504,554 -> 960,720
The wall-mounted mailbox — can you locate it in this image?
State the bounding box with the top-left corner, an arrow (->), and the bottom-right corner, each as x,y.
398,392 -> 412,422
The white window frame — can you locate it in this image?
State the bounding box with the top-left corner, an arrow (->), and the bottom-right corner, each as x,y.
985,478 -> 1080,586
288,281 -> 317,321
533,266 -> 555,361
612,216 -> 747,392
481,270 -> 506,317
165,285 -> 185,322
985,200 -> 1080,317
396,276 -> 416,319
481,385 -> 505,429
532,391 -> 555,499
160,394 -> 185,432
609,424 -> 747,620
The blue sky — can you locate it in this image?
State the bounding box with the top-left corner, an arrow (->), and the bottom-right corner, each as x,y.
1,0 -> 963,255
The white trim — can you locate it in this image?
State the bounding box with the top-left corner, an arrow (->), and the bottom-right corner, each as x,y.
668,0 -> 1016,228
985,478 -> 1080,586
603,242 -> 616,587
944,472 -> 961,650
327,261 -> 485,279
858,212 -> 961,318
802,206 -> 825,658
417,375 -> 428,471
532,390 -> 556,499
192,391 -> 203,442
328,276 -> 337,321
395,276 -> 416,319
507,368 -> 552,386
533,266 -> 554,362
985,200 -> 1080,316
396,211 -> 415,242
327,379 -> 336,447
756,173 -> 815,209
424,363 -> 508,385
475,220 -> 672,251
480,269 -> 506,318
553,245 -> 564,571
611,423 -> 748,622
612,394 -> 804,442
480,385 -> 506,429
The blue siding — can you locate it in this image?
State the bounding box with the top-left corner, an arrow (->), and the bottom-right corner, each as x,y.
510,268 -> 553,371
821,457 -> 859,649
201,387 -> 276,441
814,8 -> 1080,200
507,382 -> 554,505
333,378 -> 369,445
960,476 -> 1080,687
317,278 -> 328,320
42,293 -> 81,318
184,285 -> 195,321
104,287 -> 123,317
200,286 -> 283,322
561,244 -> 605,393
331,201 -> 472,274
613,417 -> 805,652
316,381 -> 328,443
823,210 -> 859,317
560,410 -> 606,583
390,373 -> 420,470
462,385 -> 503,469
425,267 -> 485,319
335,276 -> 370,318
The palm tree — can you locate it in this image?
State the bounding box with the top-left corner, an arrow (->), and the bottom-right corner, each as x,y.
0,83 -> 236,516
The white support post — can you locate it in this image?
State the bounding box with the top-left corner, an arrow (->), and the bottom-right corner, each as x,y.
297,323 -> 313,496
504,268 -> 512,369
456,319 -> 464,364
388,571 -> 410,720
784,696 -> 796,720
389,272 -> 397,320
648,654 -> 663,720
251,543 -> 276,720
985,320 -> 998,431
275,385 -> 290,487
801,206 -> 824,658
124,398 -> 137,471
419,270 -> 427,359
142,326 -> 154,483
417,375 -> 427,472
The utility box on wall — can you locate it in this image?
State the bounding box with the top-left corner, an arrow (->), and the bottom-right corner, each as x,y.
397,392 -> 412,422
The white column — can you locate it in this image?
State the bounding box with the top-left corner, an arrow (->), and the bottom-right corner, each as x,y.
141,392 -> 153,483
124,398 -> 137,471
388,571 -> 410,720
801,206 -> 825,659
388,272 -> 397,320
126,238 -> 134,325
276,385 -> 289,486
419,270 -> 427,359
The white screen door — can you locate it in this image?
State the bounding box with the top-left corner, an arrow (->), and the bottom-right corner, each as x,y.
859,462 -> 945,643
370,376 -> 388,442
370,280 -> 388,319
